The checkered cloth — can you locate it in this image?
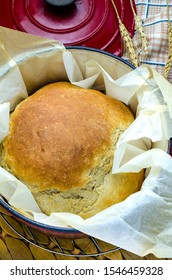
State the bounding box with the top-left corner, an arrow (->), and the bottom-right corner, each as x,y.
124,0 -> 172,82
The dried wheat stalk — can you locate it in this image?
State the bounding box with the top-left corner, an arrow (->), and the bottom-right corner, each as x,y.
164,0 -> 172,79
111,0 -> 139,67
164,27 -> 172,78
119,22 -> 140,67
130,0 -> 148,53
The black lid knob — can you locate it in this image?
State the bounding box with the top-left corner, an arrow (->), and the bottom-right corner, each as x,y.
44,0 -> 76,7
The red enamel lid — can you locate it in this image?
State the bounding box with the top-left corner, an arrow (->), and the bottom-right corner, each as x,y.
0,0 -> 136,56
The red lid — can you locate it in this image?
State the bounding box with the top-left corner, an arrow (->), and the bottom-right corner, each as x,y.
0,0 -> 136,56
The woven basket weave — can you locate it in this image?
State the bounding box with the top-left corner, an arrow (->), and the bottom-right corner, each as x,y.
0,206 -> 168,260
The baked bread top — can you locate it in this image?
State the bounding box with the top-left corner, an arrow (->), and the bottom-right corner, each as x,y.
0,82 -> 145,218
2,82 -> 134,192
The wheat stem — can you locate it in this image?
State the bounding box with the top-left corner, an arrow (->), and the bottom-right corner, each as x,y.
164,0 -> 172,79
129,0 -> 148,53
111,0 -> 140,67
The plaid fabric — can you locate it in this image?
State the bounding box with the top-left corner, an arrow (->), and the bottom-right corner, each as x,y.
123,0 -> 172,82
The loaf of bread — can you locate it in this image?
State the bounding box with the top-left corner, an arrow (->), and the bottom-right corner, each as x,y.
0,82 -> 144,218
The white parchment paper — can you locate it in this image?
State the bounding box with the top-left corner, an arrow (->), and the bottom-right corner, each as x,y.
0,27 -> 172,257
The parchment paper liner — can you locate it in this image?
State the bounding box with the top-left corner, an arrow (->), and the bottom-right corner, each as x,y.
0,27 -> 172,257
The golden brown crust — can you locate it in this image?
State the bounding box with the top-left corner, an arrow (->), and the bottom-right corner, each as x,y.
3,82 -> 134,191
1,82 -> 143,218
